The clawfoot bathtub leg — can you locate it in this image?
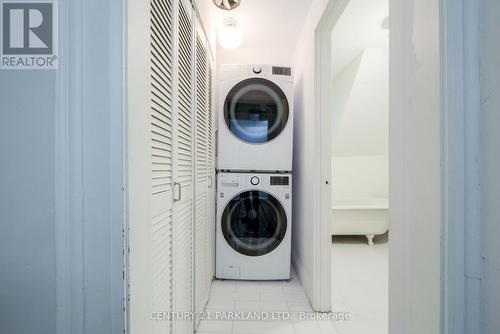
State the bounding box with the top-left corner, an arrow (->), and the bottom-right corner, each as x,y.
366,234 -> 375,246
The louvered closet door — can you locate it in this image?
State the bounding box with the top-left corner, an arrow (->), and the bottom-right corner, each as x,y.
129,0 -> 175,333
172,0 -> 194,333
194,26 -> 211,328
150,1 -> 175,333
207,62 -> 216,285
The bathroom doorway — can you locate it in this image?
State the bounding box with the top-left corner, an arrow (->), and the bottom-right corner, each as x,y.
330,1 -> 389,333
317,0 -> 389,333
313,0 -> 470,332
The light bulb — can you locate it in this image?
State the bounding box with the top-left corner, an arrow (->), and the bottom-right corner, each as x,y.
218,18 -> 242,49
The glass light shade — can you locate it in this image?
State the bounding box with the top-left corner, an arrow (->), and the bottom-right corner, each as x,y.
218,24 -> 242,49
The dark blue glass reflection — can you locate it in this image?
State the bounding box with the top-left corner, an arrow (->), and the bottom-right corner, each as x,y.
224,78 -> 289,144
221,191 -> 287,256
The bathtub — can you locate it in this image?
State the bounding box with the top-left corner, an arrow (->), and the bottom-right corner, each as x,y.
331,197 -> 389,245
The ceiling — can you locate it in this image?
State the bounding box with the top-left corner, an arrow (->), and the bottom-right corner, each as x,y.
210,0 -> 313,49
331,0 -> 388,77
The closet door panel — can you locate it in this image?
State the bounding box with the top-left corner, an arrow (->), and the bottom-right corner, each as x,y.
130,1 -> 215,334
150,1 -> 175,334
194,30 -> 210,326
207,63 -> 216,283
128,0 -> 174,333
172,1 -> 194,333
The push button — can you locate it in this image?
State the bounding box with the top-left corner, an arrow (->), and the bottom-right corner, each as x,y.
250,176 -> 260,185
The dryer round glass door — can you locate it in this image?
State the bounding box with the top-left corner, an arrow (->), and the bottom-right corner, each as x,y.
224,78 -> 289,144
221,190 -> 287,256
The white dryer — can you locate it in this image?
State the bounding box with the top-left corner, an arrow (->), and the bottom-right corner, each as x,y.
217,64 -> 293,172
216,172 -> 292,280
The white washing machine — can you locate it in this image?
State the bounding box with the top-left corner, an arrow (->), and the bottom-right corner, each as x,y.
217,64 -> 294,172
216,172 -> 292,280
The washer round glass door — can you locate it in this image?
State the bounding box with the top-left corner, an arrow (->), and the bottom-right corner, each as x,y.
224,78 -> 289,144
221,190 -> 287,256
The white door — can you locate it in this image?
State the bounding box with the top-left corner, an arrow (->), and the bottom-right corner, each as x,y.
193,23 -> 214,327
171,0 -> 195,333
128,0 -> 175,333
129,1 -> 215,333
207,59 -> 217,299
150,0 -> 175,332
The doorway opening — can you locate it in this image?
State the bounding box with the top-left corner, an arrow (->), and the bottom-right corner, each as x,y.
317,0 -> 389,333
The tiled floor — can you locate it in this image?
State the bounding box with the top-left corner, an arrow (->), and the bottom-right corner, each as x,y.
331,233 -> 388,334
197,235 -> 388,334
196,270 -> 339,334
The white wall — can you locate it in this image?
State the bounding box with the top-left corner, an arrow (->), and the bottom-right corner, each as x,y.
291,0 -> 330,309
331,48 -> 388,156
217,48 -> 294,67
331,155 -> 388,203
331,48 -> 388,205
196,0 -> 296,70
330,54 -> 362,139
479,0 -> 500,332
194,0 -> 217,56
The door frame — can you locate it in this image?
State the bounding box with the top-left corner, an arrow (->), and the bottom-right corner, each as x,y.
314,0 -> 480,332
313,0 -> 350,313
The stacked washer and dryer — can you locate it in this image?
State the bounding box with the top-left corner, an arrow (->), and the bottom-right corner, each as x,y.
216,64 -> 294,280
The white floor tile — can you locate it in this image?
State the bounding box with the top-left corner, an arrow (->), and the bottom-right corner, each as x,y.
210,291 -> 236,301
287,302 -> 312,312
232,280 -> 262,287
206,300 -> 234,311
318,320 -> 339,334
234,291 -> 261,301
331,234 -> 388,334
284,293 -> 308,302
232,320 -> 294,334
282,286 -> 305,294
237,284 -> 284,294
234,300 -> 261,311
260,292 -> 307,302
260,292 -> 285,301
211,282 -> 237,292
293,320 -> 322,334
196,268 -> 312,334
260,291 -> 307,302
259,301 -> 289,311
197,319 -> 232,333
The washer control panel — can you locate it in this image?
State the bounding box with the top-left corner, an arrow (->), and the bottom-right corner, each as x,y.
219,173 -> 291,189
270,175 -> 290,186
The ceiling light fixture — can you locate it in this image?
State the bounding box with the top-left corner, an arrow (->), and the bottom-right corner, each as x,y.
213,0 -> 241,11
218,17 -> 242,50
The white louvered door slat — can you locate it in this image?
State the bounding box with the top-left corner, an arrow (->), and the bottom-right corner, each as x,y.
194,26 -> 211,328
130,1 -> 214,334
207,61 -> 216,286
172,0 -> 194,333
150,1 -> 175,334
